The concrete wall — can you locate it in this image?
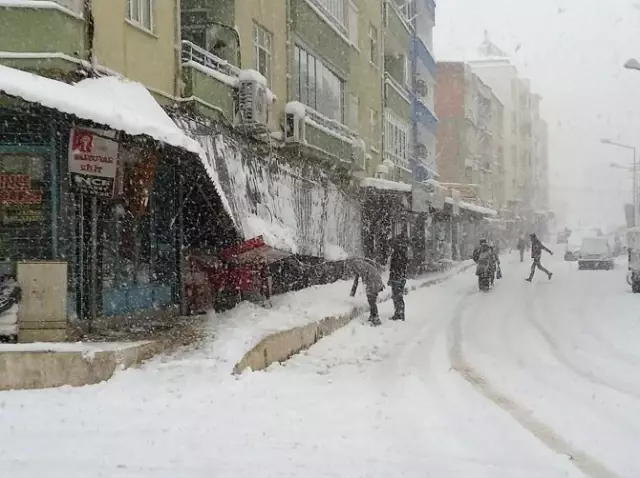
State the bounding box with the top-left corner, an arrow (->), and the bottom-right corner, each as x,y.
93,0 -> 178,98
0,342 -> 161,391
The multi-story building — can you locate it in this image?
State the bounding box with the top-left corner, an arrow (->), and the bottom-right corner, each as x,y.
410,0 -> 438,182
0,0 -> 179,101
434,61 -> 502,207
470,52 -> 549,230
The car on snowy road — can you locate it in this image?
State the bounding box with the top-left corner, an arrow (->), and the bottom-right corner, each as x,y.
578,237 -> 615,270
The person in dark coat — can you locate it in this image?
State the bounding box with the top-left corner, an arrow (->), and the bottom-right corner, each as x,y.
389,233 -> 409,321
473,239 -> 499,286
346,258 -> 385,326
526,233 -> 553,282
517,235 -> 526,262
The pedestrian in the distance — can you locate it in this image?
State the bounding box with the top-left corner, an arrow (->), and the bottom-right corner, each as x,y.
389,233 -> 409,321
526,233 -> 553,282
517,235 -> 526,262
346,258 -> 385,326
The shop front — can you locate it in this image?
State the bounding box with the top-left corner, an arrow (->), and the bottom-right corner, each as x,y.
0,101 -> 183,336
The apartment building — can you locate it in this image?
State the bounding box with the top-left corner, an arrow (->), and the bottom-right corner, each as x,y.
0,0 -> 179,102
410,0 -> 438,182
434,61 -> 503,208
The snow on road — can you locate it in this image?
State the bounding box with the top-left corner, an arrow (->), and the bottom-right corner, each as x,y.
0,250 -> 638,477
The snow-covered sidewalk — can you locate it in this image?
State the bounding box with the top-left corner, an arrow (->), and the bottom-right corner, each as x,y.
189,260 -> 473,375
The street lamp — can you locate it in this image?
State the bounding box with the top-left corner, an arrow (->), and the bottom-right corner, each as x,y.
601,138 -> 638,225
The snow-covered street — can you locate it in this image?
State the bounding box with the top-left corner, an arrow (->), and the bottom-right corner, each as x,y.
1,251 -> 639,477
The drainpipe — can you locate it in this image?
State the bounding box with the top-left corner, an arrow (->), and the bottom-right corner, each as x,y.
380,0 -> 387,178
174,0 -> 183,99
83,0 -> 95,70
285,0 -> 293,108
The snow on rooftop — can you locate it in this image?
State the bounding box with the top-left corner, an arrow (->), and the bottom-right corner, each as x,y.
243,214 -> 298,255
360,177 -> 412,193
0,64 -> 235,221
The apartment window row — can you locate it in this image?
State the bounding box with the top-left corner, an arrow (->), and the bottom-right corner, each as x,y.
384,112 -> 410,166
293,45 -> 345,123
126,0 -> 154,31
253,23 -> 273,86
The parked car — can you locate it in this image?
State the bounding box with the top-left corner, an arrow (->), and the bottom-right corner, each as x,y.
578,237 -> 615,270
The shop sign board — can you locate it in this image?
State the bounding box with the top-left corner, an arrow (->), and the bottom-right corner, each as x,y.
68,128 -> 119,198
0,173 -> 44,224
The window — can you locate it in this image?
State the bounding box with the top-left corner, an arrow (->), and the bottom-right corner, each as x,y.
348,94 -> 359,130
253,23 -> 273,86
384,111 -> 410,167
126,0 -> 154,31
348,1 -> 359,46
403,55 -> 412,88
369,109 -> 379,146
369,25 -> 378,66
293,45 -> 345,123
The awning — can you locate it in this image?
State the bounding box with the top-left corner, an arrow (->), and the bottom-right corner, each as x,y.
0,64 -> 234,221
360,177 -> 412,193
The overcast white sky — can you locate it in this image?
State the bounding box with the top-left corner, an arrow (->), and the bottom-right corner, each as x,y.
434,0 -> 640,231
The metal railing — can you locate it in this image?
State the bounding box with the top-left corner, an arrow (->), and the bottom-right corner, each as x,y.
304,106 -> 358,142
181,40 -> 241,78
307,0 -> 348,36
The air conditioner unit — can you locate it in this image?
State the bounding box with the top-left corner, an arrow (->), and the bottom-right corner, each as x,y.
284,112 -> 305,144
415,78 -> 429,98
352,139 -> 366,170
236,80 -> 269,130
416,142 -> 428,161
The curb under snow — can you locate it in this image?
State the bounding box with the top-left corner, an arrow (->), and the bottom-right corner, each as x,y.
233,262 -> 474,374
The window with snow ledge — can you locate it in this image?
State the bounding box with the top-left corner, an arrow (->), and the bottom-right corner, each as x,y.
293,44 -> 345,124
126,0 -> 154,32
384,111 -> 411,170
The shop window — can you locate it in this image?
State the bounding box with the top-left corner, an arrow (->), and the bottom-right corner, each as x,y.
100,145 -> 176,316
0,153 -> 49,262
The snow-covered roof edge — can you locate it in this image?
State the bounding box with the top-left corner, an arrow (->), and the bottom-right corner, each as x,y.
0,64 -> 235,223
360,177 -> 412,193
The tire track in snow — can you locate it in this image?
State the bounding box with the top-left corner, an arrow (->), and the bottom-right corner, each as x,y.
449,295 -> 620,478
526,292 -> 640,401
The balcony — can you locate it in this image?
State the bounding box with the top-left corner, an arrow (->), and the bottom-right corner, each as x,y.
285,105 -> 359,165
180,40 -> 240,120
414,36 -> 436,77
0,1 -> 85,75
384,73 -> 411,119
384,1 -> 411,58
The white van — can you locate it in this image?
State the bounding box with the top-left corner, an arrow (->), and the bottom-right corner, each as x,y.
578,237 -> 614,270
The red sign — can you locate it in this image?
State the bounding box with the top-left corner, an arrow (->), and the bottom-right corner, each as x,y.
0,174 -> 42,205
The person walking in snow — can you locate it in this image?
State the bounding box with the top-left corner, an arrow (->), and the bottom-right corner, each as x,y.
388,233 -> 409,321
526,233 -> 553,282
346,258 -> 385,326
473,239 -> 498,286
517,235 -> 527,262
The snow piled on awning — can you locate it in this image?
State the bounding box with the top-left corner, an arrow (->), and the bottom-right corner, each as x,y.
460,200 -> 497,217
361,177 -> 412,192
0,65 -> 234,221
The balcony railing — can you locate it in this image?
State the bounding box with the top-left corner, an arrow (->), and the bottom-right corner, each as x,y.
181,40 -> 240,81
306,0 -> 348,36
304,106 -> 357,143
384,152 -> 410,172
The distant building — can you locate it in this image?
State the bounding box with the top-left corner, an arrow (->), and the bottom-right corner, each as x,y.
435,62 -> 503,208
